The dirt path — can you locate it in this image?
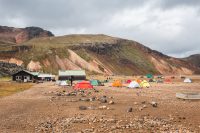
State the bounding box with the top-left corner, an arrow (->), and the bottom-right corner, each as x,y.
0,82 -> 200,132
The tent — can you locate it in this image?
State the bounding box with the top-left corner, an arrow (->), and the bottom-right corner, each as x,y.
112,80 -> 122,87
164,79 -> 171,83
184,78 -> 192,83
149,78 -> 157,82
146,74 -> 153,78
90,80 -> 102,86
157,79 -> 163,83
56,80 -> 61,85
128,81 -> 140,88
60,81 -> 68,86
140,80 -> 150,88
126,79 -> 132,84
136,79 -> 142,83
74,81 -> 93,90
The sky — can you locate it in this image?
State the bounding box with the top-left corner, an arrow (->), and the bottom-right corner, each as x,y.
0,0 -> 200,58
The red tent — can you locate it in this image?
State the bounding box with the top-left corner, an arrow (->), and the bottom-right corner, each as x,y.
74,81 -> 94,90
164,79 -> 171,83
126,80 -> 132,83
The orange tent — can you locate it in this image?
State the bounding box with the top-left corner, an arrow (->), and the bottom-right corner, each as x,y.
136,79 -> 142,83
112,80 -> 122,87
74,81 -> 93,90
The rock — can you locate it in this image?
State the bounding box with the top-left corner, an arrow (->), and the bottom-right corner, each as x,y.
94,89 -> 99,93
79,106 -> 87,110
89,97 -> 96,101
134,102 -> 138,105
57,93 -> 61,96
99,106 -> 107,110
87,106 -> 96,110
127,107 -> 133,112
100,97 -> 107,103
141,101 -> 146,104
109,101 -> 114,104
151,101 -> 158,107
143,105 -> 147,108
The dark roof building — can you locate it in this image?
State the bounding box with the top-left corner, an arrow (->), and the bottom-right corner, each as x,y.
58,70 -> 86,80
12,70 -> 39,82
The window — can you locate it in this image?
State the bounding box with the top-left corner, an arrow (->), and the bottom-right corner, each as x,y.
16,76 -> 21,80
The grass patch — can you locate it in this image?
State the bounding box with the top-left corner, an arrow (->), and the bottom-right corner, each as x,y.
0,77 -> 12,82
75,49 -> 92,62
0,82 -> 33,97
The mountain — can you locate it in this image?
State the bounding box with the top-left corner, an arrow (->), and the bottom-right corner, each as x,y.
183,54 -> 200,68
0,26 -> 199,75
0,26 -> 54,44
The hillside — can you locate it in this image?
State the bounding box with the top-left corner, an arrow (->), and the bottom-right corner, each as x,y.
183,54 -> 200,68
0,32 -> 199,75
0,26 -> 54,45
0,61 -> 23,77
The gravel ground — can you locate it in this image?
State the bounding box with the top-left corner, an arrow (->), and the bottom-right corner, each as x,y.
0,81 -> 200,133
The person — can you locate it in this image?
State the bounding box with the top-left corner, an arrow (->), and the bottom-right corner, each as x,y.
70,76 -> 74,86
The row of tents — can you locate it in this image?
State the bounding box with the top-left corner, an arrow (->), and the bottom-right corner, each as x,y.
56,77 -> 193,90
56,79 -> 103,86
112,80 -> 150,88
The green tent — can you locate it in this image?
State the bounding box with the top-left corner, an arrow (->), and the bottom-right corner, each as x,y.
90,80 -> 102,86
146,74 -> 153,78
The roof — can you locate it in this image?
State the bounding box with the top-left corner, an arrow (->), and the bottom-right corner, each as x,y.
38,73 -> 55,78
59,70 -> 86,76
30,72 -> 39,76
13,70 -> 39,76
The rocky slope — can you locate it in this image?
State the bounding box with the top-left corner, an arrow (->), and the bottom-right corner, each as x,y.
0,27 -> 199,75
0,26 -> 54,44
183,54 -> 200,68
0,62 -> 23,77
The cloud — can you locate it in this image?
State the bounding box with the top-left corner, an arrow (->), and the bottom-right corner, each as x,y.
0,0 -> 199,57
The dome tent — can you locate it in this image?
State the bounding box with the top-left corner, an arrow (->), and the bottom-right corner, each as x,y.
184,78 -> 192,83
140,80 -> 150,88
60,81 -> 68,86
126,79 -> 132,84
128,81 -> 140,88
146,74 -> 153,78
112,80 -> 123,87
90,80 -> 102,86
74,81 -> 93,90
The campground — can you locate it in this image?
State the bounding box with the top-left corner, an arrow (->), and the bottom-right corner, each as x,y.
0,76 -> 200,132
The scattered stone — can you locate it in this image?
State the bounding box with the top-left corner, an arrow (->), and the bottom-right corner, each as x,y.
87,106 -> 96,110
127,107 -> 133,112
109,101 -> 114,104
141,101 -> 146,104
99,106 -> 107,110
143,105 -> 147,108
89,97 -> 96,101
151,101 -> 158,107
79,106 -> 87,110
100,97 -> 107,103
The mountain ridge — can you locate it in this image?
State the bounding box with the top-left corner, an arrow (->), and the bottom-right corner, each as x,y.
0,26 -> 199,75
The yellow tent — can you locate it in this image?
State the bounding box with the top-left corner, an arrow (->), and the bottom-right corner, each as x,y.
140,80 -> 150,88
112,80 -> 122,87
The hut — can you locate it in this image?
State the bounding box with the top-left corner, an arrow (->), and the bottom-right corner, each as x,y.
38,73 -> 56,81
12,70 -> 39,82
58,70 -> 86,81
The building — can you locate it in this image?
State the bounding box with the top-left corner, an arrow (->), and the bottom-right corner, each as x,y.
12,70 -> 39,82
38,73 -> 56,81
58,70 -> 86,81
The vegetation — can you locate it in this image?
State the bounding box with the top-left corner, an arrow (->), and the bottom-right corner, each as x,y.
0,81 -> 33,97
75,49 -> 92,62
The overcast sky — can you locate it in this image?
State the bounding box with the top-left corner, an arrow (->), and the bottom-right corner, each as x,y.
0,0 -> 200,57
